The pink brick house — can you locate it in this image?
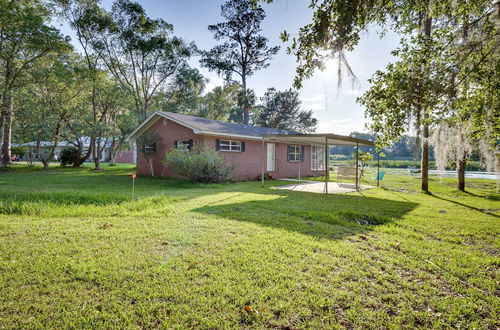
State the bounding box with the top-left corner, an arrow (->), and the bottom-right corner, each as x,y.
127,111 -> 329,180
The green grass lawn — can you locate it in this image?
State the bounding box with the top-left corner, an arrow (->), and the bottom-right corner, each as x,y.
0,163 -> 498,328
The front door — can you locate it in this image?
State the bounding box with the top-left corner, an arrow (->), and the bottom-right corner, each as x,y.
267,143 -> 276,171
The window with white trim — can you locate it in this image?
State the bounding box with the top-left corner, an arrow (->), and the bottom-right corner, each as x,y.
311,145 -> 325,170
177,140 -> 190,151
288,145 -> 302,162
219,140 -> 242,152
142,143 -> 156,154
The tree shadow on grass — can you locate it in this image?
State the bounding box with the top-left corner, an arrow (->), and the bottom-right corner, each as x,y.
428,192 -> 500,219
193,189 -> 418,241
463,190 -> 500,201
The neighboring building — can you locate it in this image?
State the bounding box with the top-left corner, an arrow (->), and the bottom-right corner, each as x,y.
13,137 -> 136,164
127,111 -> 328,180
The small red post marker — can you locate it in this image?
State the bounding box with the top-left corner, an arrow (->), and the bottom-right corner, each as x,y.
131,173 -> 136,200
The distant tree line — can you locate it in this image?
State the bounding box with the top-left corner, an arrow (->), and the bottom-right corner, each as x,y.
332,132 -> 492,171
330,133 -> 432,161
0,0 -> 317,171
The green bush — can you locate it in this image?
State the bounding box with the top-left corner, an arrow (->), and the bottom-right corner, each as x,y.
164,144 -> 236,183
11,146 -> 27,158
60,147 -> 79,166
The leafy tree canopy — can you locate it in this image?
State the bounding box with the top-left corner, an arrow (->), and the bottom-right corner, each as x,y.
199,83 -> 240,121
255,88 -> 317,133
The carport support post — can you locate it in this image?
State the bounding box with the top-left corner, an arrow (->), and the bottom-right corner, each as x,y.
377,152 -> 380,187
324,136 -> 329,194
298,158 -> 301,182
261,137 -> 265,187
355,142 -> 359,190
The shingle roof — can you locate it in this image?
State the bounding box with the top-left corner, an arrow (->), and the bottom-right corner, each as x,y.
159,111 -> 297,137
128,111 -> 375,146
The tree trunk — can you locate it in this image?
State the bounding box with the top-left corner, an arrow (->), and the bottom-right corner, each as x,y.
93,138 -> 102,170
146,155 -> 154,177
39,147 -> 55,169
457,158 -> 466,191
496,152 -> 500,193
42,145 -> 58,170
421,115 -> 429,192
143,103 -> 149,121
241,74 -> 249,125
109,138 -> 117,166
414,111 -> 421,162
35,139 -> 56,170
420,15 -> 432,193
2,58 -> 14,167
1,91 -> 13,166
26,148 -> 35,167
457,16 -> 469,193
73,137 -> 94,167
0,108 -> 4,167
73,144 -> 84,167
93,155 -> 101,170
93,158 -> 101,170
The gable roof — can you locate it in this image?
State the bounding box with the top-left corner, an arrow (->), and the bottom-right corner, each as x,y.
164,111 -> 296,137
127,111 -> 297,141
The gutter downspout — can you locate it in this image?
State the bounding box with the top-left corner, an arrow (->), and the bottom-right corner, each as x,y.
261,137 -> 265,187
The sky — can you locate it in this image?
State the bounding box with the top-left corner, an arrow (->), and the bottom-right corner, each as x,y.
55,0 -> 401,135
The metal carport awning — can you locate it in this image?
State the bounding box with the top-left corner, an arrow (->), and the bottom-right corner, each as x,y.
260,133 -> 378,193
262,133 -> 375,147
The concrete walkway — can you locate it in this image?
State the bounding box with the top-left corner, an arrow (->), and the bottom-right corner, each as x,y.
275,181 -> 374,194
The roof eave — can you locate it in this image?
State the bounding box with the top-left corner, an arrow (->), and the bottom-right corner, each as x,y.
127,111 -> 206,142
127,111 -> 268,142
262,133 -> 375,147
198,132 -> 263,140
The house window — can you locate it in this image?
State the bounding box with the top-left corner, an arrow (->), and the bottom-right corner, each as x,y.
288,145 -> 303,162
177,140 -> 191,151
142,143 -> 156,154
219,140 -> 242,152
311,145 -> 325,170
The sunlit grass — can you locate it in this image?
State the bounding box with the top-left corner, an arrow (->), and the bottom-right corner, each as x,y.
0,163 -> 498,328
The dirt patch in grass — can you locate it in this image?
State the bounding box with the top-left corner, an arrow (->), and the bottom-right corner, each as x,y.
337,210 -> 389,225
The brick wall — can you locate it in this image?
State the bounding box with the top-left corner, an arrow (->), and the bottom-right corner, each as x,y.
115,149 -> 135,163
136,118 -> 324,180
